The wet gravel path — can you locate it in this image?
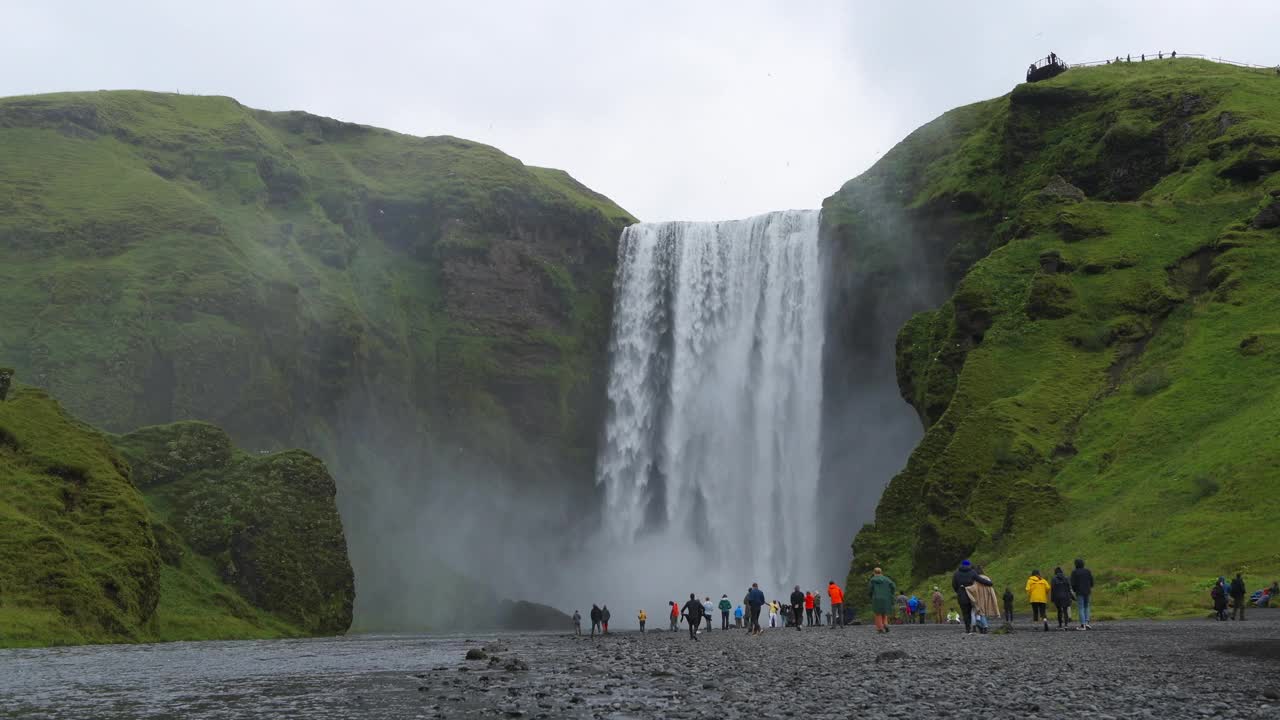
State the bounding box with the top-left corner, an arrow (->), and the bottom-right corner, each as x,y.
2,616 -> 1278,718
432,616 -> 1280,720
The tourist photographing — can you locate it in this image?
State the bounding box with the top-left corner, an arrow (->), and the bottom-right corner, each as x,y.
828,580 -> 845,628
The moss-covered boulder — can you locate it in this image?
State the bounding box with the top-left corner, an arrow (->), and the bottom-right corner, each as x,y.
115,422 -> 354,634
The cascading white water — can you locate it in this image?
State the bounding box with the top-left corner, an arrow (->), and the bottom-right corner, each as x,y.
597,209 -> 825,595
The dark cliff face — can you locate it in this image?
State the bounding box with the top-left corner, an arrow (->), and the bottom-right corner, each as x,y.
823,60 -> 1280,602
0,91 -> 635,628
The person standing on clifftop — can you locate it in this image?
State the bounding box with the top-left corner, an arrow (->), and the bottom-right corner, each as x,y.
682,594 -> 704,641
719,595 -> 732,629
1070,559 -> 1095,629
589,604 -> 603,638
828,580 -> 845,629
868,567 -> 896,634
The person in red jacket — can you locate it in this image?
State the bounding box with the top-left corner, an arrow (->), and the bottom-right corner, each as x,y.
804,591 -> 815,626
828,581 -> 845,628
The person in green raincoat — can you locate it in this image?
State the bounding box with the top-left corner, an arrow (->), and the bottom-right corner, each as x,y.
869,567 -> 897,634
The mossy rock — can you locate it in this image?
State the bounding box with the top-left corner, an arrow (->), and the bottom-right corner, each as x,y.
1026,273 -> 1076,319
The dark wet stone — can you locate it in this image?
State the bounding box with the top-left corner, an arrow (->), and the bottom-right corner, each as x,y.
465,648 -> 488,661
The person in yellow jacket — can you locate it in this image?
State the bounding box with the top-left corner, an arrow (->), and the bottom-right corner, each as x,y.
638,609 -> 647,633
1026,570 -> 1052,631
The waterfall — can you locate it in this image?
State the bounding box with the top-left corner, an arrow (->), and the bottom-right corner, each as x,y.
596,209 -> 825,594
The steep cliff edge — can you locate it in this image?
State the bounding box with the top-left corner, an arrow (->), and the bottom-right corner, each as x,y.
0,90 -> 635,625
828,59 -> 1280,614
0,380 -> 352,646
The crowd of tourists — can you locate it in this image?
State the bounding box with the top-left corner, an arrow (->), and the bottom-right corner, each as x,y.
571,561 -> 1278,640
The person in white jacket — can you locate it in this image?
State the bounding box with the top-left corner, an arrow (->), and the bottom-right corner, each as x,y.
702,598 -> 715,632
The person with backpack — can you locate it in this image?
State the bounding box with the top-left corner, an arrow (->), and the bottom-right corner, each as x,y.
590,604 -> 603,638
1026,569 -> 1051,631
682,594 -> 704,641
719,595 -> 733,629
1070,559 -> 1095,630
1230,573 -> 1247,621
1050,567 -> 1074,629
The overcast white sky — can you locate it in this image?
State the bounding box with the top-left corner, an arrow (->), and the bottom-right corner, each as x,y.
5,1 -> 1278,221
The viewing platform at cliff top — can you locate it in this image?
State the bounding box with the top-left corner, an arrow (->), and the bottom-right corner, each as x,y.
1027,51 -> 1280,83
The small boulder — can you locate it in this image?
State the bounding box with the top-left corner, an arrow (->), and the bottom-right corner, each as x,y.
1252,196 -> 1280,230
1039,175 -> 1086,203
876,650 -> 910,663
465,648 -> 488,661
503,657 -> 529,672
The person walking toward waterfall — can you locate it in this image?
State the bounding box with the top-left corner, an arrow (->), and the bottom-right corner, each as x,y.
828,581 -> 845,628
719,595 -> 732,629
747,583 -> 766,634
790,586 -> 805,631
682,594 -> 704,641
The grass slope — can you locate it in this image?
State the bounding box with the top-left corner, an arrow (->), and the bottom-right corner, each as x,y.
0,383 -> 348,647
828,59 -> 1280,617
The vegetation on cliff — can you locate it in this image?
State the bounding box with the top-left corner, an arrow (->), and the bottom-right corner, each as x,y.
829,59 -> 1280,616
0,380 -> 352,647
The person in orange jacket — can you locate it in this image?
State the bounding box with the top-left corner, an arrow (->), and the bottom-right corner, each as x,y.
828,580 -> 845,628
804,591 -> 815,626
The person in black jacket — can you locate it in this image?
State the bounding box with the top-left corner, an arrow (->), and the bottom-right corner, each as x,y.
1211,577 -> 1229,621
790,586 -> 805,632
682,594 -> 704,641
1070,559 -> 1095,629
1002,587 -> 1014,625
1050,567 -> 1074,629
951,559 -> 991,634
1230,573 -> 1247,621
589,604 -> 603,638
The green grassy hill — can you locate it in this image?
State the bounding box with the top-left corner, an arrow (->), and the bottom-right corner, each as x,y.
0,90 -> 635,626
828,59 -> 1280,617
0,378 -> 350,647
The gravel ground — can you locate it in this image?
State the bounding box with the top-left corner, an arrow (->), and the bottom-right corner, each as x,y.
424,614 -> 1280,719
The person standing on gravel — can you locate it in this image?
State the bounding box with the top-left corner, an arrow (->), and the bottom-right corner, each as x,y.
638,609 -> 647,633
1026,570 -> 1051,630
931,587 -> 945,624
1070,559 -> 1095,629
1001,587 -> 1014,626
1211,577 -> 1229,621
1050,567 -> 1074,629
895,591 -> 909,624
813,591 -> 822,626
573,610 -> 582,635
601,605 -> 611,634
719,595 -> 733,629
590,604 -> 603,638
869,567 -> 896,634
669,601 -> 679,631
734,603 -> 744,627
790,586 -> 806,631
703,598 -> 715,632
828,580 -> 845,629
952,560 -> 991,634
747,583 -> 766,635
1230,574 -> 1247,620
804,591 -> 815,626
682,594 -> 704,641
